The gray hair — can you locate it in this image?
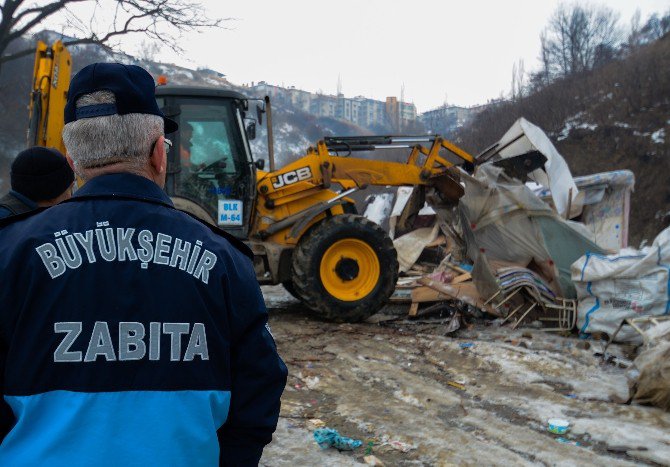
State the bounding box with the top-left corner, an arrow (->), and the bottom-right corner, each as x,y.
62,91 -> 163,174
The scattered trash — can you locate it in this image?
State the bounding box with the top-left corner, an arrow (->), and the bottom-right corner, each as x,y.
606,445 -> 648,453
459,342 -> 475,349
575,341 -> 591,350
364,441 -> 374,455
556,437 -> 580,446
313,428 -> 363,451
364,454 -> 385,466
304,376 -> 320,389
628,317 -> 670,411
547,418 -> 570,434
386,439 -> 416,453
307,418 -> 326,430
447,381 -> 466,391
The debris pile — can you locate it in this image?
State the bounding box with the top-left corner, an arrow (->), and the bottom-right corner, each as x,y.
359,118 -> 670,413
629,318 -> 670,410
382,118 -> 636,331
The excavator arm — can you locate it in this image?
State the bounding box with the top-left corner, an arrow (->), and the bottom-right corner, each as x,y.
27,40 -> 71,153
257,135 -> 475,209
254,135 -> 476,240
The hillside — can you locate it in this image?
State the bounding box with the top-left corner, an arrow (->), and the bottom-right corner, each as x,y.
0,32 -> 396,190
455,35 -> 670,245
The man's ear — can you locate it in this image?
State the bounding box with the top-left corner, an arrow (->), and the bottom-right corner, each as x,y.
65,153 -> 76,171
150,136 -> 167,175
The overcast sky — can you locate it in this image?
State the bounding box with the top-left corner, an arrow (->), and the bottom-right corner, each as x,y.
51,0 -> 670,112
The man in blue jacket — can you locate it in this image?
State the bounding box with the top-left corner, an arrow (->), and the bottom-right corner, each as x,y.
0,63 -> 287,466
0,146 -> 74,218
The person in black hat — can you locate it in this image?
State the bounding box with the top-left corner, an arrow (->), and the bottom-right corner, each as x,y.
0,146 -> 74,218
0,63 -> 286,466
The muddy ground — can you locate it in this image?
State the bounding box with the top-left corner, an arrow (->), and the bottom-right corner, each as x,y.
258,285 -> 670,466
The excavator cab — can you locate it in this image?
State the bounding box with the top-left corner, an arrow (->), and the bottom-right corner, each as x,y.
155,87 -> 259,239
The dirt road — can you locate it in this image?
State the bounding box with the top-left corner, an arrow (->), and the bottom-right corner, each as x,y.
259,286 -> 670,466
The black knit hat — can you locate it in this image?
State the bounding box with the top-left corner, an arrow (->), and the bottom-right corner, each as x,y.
10,147 -> 75,202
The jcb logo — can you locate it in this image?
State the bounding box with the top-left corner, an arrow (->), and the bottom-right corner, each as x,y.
271,167 -> 312,189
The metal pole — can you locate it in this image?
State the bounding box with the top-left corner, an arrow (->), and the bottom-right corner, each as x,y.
264,95 -> 275,172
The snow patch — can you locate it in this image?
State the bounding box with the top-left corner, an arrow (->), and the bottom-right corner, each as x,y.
651,128 -> 665,144
364,193 -> 394,226
557,112 -> 598,141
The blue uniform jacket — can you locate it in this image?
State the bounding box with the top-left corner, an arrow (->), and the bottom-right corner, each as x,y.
0,173 -> 287,466
0,190 -> 38,219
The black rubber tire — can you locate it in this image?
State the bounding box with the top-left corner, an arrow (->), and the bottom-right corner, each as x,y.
281,280 -> 303,301
291,214 -> 398,322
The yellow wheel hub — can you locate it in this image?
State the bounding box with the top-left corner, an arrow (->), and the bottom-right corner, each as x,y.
320,239 -> 380,301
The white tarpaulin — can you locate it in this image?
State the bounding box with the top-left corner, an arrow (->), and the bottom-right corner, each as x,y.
497,118 -> 579,218
394,224 -> 440,273
572,228 -> 670,342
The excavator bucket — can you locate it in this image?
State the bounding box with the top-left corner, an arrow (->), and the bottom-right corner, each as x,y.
430,169 -> 464,202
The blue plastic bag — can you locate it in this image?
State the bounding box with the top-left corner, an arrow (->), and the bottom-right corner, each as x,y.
313,428 -> 363,451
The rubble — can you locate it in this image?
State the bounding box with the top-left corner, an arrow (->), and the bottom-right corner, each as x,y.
259,287 -> 670,465
383,119 -> 651,341
627,317 -> 670,411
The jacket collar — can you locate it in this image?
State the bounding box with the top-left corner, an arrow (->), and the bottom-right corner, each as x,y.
9,190 -> 38,209
73,173 -> 173,207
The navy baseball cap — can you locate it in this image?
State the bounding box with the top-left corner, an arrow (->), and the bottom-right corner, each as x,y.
64,63 -> 178,134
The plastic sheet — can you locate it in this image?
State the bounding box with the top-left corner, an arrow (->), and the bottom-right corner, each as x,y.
458,164 -> 603,298
496,118 -> 579,218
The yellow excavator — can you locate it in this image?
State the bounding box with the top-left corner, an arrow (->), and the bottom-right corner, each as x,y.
27,41 -> 477,322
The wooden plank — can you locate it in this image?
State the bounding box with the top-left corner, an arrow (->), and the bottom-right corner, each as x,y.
425,235 -> 447,248
442,262 -> 469,275
451,273 -> 472,284
408,302 -> 419,317
418,277 -> 502,317
411,286 -> 450,303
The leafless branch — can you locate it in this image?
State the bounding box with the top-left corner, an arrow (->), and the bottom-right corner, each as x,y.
0,0 -> 226,69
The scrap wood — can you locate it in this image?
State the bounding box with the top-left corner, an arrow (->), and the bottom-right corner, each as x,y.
452,273 -> 472,284
390,288 -> 413,303
409,263 -> 434,273
409,286 -> 453,317
418,277 -> 500,316
425,235 -> 447,248
411,286 -> 450,303
442,262 -> 469,275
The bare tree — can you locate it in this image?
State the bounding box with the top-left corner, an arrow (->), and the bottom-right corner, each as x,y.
541,3 -> 621,78
0,0 -> 225,72
510,58 -> 525,101
136,39 -> 160,61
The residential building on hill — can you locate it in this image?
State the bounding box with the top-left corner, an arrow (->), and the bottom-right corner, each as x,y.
245,81 -> 417,130
420,104 -> 485,135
